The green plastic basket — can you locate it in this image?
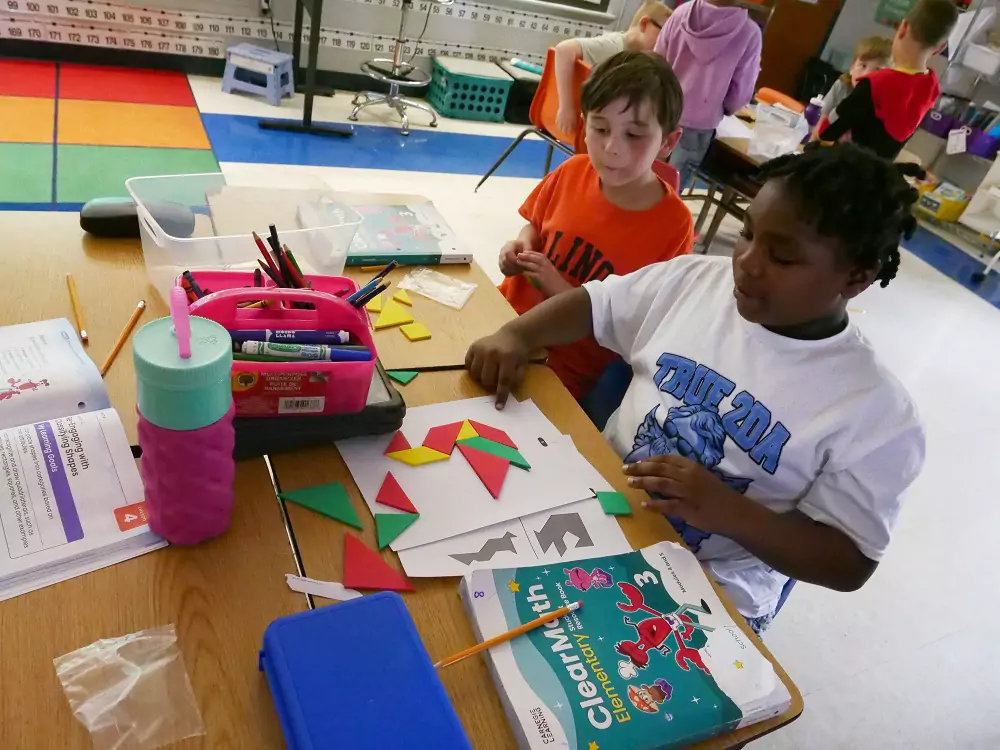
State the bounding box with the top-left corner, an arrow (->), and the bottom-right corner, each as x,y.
428,57 -> 513,123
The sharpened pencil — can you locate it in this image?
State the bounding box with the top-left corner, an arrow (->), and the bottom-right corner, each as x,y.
65,273 -> 87,344
434,601 -> 582,669
100,301 -> 146,377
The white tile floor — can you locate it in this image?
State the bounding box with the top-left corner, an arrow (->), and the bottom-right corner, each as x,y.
199,81 -> 1000,750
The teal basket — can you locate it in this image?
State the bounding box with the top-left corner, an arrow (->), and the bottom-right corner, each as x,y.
428,58 -> 512,123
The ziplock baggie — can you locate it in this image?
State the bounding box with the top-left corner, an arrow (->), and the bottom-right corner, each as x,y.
398,268 -> 478,310
53,624 -> 205,750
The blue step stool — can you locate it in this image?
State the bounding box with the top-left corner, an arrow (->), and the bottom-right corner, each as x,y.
222,43 -> 294,106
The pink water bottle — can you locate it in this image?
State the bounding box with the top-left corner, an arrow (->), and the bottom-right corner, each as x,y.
134,287 -> 235,545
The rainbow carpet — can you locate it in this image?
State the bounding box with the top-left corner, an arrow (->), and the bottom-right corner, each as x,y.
0,59 -> 219,210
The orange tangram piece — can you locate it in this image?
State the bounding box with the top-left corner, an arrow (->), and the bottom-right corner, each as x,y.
468,421 -> 517,449
384,431 -> 411,456
421,421 -> 465,455
375,472 -> 418,514
458,443 -> 510,499
342,534 -> 414,592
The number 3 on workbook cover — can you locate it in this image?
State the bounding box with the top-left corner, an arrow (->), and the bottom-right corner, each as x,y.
462,543 -> 790,750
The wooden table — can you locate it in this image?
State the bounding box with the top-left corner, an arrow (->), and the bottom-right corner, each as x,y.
4,212 -> 168,444
687,137 -> 766,253
344,260 -> 516,372
273,367 -> 803,749
1,212 -> 306,747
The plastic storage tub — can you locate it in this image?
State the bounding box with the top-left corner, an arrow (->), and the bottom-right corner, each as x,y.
428,57 -> 513,123
126,173 -> 362,302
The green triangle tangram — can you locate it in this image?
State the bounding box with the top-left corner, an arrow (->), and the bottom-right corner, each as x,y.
280,482 -> 363,529
387,370 -> 419,385
456,436 -> 531,470
376,512 -> 419,549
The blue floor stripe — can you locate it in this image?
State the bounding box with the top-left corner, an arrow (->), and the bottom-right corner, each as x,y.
201,113 -> 569,178
902,225 -> 1000,309
0,202 -> 82,212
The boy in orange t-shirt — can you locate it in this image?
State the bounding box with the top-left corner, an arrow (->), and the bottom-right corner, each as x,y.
498,51 -> 694,400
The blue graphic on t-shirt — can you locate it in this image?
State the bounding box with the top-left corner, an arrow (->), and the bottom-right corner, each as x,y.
626,405 -> 751,551
625,353 -> 792,553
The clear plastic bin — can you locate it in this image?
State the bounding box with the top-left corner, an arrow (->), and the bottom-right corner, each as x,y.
126,173 -> 363,301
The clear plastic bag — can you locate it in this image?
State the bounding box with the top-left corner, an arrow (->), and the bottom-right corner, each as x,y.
397,268 -> 477,310
53,625 -> 205,750
748,103 -> 810,160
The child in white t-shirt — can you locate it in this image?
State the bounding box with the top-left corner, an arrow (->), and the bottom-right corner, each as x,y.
466,143 -> 926,633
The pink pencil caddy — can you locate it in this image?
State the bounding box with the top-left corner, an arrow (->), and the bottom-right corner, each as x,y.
185,272 -> 376,417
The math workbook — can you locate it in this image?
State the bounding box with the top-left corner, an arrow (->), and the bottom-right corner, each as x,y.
0,319 -> 165,601
461,543 -> 790,750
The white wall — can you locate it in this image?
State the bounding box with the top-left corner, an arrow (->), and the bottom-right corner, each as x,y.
822,0 -> 898,70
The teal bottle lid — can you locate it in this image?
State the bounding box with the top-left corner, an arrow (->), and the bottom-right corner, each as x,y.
133,315 -> 233,431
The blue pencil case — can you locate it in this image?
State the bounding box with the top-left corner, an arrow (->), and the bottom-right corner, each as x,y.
258,592 -> 472,750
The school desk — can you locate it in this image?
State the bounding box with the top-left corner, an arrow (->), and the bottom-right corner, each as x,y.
344,260 -> 520,371
271,366 -> 803,749
0,456 -> 306,749
5,211 -> 168,444
686,137 -> 766,253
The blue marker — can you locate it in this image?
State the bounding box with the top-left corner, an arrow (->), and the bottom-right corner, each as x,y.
229,329 -> 350,345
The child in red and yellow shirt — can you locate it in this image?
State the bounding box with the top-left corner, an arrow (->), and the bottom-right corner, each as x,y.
498,51 -> 694,400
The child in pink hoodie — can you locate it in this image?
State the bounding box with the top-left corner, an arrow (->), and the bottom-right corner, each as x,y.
654,0 -> 762,190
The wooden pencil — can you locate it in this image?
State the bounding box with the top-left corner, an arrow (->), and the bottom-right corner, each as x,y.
100,300 -> 146,377
434,600 -> 582,669
65,273 -> 88,344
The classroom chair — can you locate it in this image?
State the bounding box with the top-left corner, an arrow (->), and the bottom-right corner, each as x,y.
754,87 -> 805,114
652,160 -> 681,194
475,49 -> 590,192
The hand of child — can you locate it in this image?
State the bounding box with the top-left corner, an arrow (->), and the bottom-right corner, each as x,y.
555,106 -> 578,136
499,240 -> 526,277
466,329 -> 530,409
623,455 -> 743,535
516,251 -> 573,298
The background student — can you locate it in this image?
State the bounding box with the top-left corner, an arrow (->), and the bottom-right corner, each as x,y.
810,36 -> 893,141
820,0 -> 959,159
553,1 -> 672,134
654,0 -> 762,190
499,51 -> 693,403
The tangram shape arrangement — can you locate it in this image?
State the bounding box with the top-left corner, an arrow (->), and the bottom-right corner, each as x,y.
342,534 -> 414,591
385,420 -> 531,498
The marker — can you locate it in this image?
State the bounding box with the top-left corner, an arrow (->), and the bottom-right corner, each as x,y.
228,329 -> 351,345
234,349 -> 372,363
240,341 -> 373,361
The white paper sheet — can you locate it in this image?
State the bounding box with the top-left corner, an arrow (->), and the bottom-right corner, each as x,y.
336,398 -> 612,550
396,497 -> 633,578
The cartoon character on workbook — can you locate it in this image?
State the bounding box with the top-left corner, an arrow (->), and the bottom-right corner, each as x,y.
613,582 -> 714,676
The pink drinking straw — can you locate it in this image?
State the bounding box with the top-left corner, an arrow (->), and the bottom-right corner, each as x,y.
170,285 -> 192,359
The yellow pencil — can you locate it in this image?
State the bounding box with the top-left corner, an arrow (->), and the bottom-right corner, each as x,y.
65,273 -> 87,344
434,600 -> 582,669
100,300 -> 146,377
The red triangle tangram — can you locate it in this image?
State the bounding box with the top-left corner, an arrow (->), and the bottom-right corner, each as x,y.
384,431 -> 410,456
421,421 -> 464,455
458,443 -> 510,499
342,534 -> 414,592
375,472 -> 418,514
468,420 -> 517,449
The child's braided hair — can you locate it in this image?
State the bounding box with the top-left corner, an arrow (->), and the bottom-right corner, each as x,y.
759,143 -> 924,288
